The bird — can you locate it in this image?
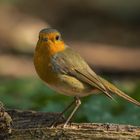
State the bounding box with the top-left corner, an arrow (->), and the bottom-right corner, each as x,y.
34,28 -> 140,128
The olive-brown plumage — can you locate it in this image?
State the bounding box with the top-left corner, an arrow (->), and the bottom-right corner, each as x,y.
34,28 -> 140,127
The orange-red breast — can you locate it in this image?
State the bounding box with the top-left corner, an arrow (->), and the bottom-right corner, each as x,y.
34,28 -> 140,127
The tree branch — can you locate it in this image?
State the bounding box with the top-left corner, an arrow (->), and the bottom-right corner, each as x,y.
0,109 -> 139,139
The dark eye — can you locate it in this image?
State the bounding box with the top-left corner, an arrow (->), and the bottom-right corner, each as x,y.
55,35 -> 61,41
42,38 -> 48,41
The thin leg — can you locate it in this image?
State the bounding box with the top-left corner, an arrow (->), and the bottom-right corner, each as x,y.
50,98 -> 76,127
63,97 -> 81,128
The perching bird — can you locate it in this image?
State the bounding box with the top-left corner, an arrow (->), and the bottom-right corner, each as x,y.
34,28 -> 140,127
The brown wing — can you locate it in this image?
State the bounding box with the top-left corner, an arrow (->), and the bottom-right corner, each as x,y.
51,47 -> 114,99
52,47 -> 140,106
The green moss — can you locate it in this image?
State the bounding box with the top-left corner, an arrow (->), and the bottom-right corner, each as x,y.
0,77 -> 140,125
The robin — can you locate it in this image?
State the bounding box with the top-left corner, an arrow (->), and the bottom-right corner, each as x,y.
34,28 -> 140,128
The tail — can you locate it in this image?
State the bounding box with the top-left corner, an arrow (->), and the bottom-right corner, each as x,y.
99,76 -> 140,107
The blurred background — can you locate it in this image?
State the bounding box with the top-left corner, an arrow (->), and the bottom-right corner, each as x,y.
0,0 -> 140,125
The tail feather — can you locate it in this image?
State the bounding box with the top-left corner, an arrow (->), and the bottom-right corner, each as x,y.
99,77 -> 140,107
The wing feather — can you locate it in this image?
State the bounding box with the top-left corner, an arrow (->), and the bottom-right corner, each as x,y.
51,47 -> 114,99
51,47 -> 140,106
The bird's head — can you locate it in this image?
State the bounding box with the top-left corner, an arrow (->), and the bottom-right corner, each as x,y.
37,28 -> 65,55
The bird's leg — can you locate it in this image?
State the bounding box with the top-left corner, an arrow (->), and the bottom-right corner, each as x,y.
50,98 -> 76,128
63,97 -> 81,128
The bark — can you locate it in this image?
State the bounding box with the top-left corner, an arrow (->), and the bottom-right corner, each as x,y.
0,109 -> 139,140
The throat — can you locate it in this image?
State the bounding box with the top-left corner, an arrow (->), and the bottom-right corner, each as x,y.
49,43 -> 65,55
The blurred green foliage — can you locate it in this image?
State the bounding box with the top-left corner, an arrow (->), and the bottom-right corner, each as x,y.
0,78 -> 140,126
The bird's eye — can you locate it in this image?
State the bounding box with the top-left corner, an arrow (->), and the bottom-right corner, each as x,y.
55,35 -> 61,41
42,38 -> 48,41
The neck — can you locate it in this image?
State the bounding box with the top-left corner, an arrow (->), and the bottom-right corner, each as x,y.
37,40 -> 65,56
